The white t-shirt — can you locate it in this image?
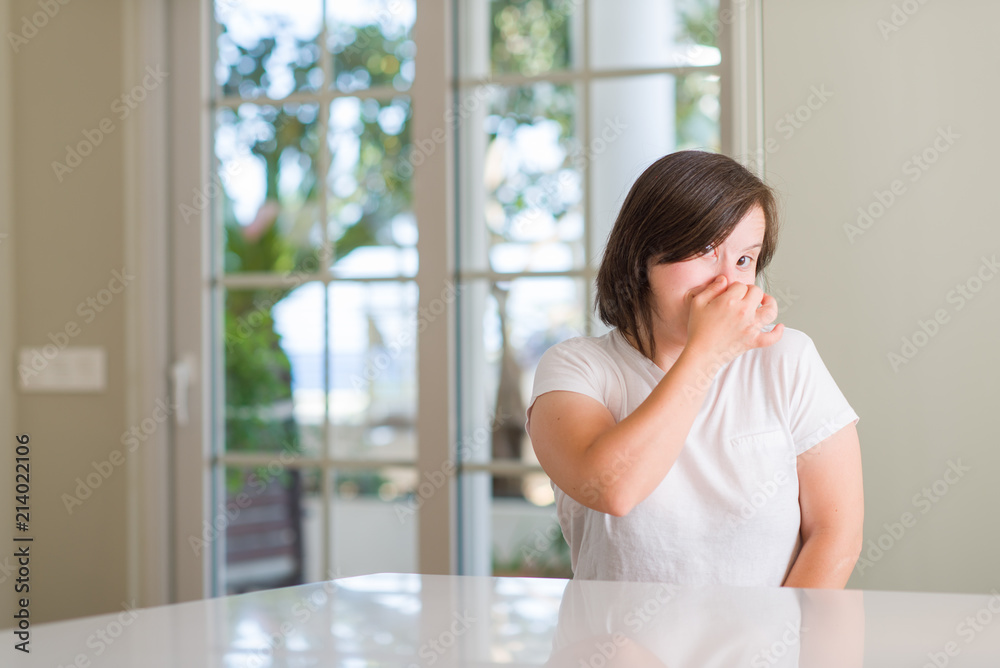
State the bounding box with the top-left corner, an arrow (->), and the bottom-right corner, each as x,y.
526,327 -> 859,586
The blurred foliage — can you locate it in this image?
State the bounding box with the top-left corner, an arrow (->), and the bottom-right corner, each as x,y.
216,11 -> 322,98
328,97 -> 413,246
484,82 -> 577,246
676,0 -> 721,149
676,72 -> 720,151
677,0 -> 720,48
335,471 -> 392,498
493,521 -> 573,578
490,0 -> 574,75
331,21 -> 415,91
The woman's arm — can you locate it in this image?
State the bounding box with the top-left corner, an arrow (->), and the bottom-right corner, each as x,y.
529,278 -> 784,517
782,422 -> 864,589
529,347 -> 723,517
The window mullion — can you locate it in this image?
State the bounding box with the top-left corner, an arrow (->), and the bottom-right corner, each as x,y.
318,0 -> 333,584
412,0 -> 457,575
581,0 -> 594,335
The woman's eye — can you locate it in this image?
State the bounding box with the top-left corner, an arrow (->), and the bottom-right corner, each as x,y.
736,255 -> 755,268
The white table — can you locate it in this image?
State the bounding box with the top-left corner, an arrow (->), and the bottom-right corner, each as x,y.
11,572 -> 1000,666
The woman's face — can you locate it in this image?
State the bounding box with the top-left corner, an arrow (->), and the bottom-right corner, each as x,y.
646,205 -> 767,346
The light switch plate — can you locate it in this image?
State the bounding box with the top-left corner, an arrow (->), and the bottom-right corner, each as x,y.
18,346 -> 107,393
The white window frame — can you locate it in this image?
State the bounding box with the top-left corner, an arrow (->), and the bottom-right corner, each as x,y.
168,0 -> 457,599
163,0 -> 761,599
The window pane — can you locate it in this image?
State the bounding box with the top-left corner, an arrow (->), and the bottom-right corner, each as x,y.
222,465 -> 322,594
588,0 -> 720,70
331,468 -> 418,576
225,284 -> 325,457
458,278 -> 589,468
587,73 -> 720,269
216,103 -> 324,272
459,82 -> 582,273
328,281 -> 417,461
461,472 -> 571,578
489,0 -> 577,75
328,0 -> 416,93
328,96 -> 416,278
677,71 -> 721,151
215,0 -> 324,99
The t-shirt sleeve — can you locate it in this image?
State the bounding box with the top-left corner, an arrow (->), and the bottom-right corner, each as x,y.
786,333 -> 860,456
525,339 -> 610,433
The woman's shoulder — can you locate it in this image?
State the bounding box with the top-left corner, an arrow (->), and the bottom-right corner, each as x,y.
538,330 -> 621,362
744,326 -> 818,365
768,325 -> 814,351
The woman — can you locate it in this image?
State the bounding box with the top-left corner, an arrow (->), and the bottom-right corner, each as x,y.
526,150 -> 863,588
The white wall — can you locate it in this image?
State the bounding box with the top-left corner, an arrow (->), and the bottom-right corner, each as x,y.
761,0 -> 1000,593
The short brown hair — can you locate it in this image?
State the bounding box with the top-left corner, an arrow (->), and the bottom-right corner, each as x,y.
595,150 -> 779,360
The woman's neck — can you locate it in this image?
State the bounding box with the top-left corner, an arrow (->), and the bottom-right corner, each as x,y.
621,329 -> 685,373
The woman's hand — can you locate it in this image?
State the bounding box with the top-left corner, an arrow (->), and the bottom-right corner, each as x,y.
683,275 -> 784,366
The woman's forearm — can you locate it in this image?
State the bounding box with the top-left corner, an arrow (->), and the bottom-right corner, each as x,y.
581,344 -> 729,517
782,530 -> 862,589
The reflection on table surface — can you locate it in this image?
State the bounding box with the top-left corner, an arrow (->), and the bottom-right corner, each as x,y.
15,572 -> 1000,666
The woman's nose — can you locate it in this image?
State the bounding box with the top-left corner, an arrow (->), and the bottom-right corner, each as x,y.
719,266 -> 744,285
721,270 -> 756,289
